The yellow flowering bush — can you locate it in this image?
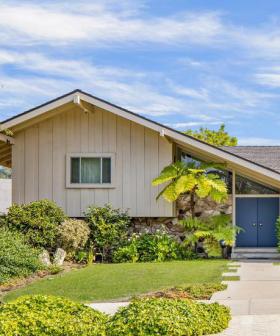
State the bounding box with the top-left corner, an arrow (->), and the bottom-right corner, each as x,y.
0,295 -> 108,336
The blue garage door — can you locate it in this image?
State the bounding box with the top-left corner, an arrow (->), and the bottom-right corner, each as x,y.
236,198 -> 279,247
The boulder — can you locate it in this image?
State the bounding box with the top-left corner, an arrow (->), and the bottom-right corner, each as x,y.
39,249 -> 51,266
53,248 -> 66,266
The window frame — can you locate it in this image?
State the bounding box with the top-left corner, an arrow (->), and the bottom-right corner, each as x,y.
66,153 -> 115,189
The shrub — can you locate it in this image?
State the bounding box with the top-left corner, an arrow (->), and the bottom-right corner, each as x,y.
113,231 -> 184,263
107,298 -> 231,336
58,219 -> 90,255
84,204 -> 131,262
0,228 -> 42,284
0,295 -> 108,336
182,215 -> 239,257
4,200 -> 66,250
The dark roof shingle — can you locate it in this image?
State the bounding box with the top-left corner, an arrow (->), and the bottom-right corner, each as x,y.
222,146 -> 280,173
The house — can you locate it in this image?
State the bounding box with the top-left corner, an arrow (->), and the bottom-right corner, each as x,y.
1,89 -> 280,258
0,179 -> 11,213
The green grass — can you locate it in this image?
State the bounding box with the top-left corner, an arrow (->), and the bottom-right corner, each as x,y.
3,260 -> 227,303
222,275 -> 240,281
225,268 -> 238,273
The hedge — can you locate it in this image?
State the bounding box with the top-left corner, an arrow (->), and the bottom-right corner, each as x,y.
107,298 -> 230,336
0,295 -> 108,336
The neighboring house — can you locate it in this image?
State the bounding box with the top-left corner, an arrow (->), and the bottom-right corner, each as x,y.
1,89 -> 280,257
0,179 -> 11,213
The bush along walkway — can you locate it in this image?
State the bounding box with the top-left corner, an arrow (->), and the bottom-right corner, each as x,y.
212,260 -> 280,336
89,283 -> 228,315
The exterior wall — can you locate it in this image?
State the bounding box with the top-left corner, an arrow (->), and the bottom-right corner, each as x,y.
0,179 -> 12,214
11,106 -> 174,217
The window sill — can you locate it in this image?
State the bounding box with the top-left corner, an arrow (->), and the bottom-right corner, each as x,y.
66,183 -> 116,189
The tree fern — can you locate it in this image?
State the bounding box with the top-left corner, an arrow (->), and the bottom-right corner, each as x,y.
152,161 -> 228,217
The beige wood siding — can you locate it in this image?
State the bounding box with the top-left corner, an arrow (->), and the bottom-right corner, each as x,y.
12,106 -> 174,217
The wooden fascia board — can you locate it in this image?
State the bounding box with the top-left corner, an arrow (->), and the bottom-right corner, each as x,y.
1,94 -> 74,130
0,133 -> 14,145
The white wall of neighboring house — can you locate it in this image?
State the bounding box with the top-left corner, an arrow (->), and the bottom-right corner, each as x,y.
0,179 -> 12,214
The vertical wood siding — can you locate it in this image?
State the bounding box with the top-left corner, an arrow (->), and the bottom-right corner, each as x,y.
12,107 -> 174,217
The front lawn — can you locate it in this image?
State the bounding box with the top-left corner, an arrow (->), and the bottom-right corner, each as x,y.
3,260 -> 227,303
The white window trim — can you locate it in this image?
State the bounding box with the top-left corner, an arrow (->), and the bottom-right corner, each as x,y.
66,153 -> 116,189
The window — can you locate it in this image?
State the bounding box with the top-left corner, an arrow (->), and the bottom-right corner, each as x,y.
235,174 -> 279,194
177,148 -> 232,193
67,153 -> 115,188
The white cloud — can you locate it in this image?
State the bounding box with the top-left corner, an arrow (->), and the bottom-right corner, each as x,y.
167,121 -> 222,129
169,83 -> 209,100
238,137 -> 280,146
0,2 -> 223,47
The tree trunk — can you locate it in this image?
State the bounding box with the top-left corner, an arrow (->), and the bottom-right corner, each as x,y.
190,191 -> 195,218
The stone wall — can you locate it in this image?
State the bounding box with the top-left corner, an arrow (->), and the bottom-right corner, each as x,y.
176,194 -> 232,219
131,195 -> 233,240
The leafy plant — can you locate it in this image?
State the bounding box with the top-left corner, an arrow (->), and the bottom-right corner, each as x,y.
182,215 -> 240,257
57,219 -> 90,256
0,295 -> 108,336
113,231 -> 184,263
107,298 -> 231,336
87,241 -> 95,265
74,251 -> 88,264
185,124 -> 237,147
0,228 -> 42,284
4,200 -> 66,250
145,283 -> 227,300
84,204 -> 131,262
152,161 -> 228,217
47,265 -> 63,275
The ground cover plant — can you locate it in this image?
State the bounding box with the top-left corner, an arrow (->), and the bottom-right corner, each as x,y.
107,298 -> 231,336
0,227 -> 42,284
144,283 -> 227,300
4,260 -> 228,303
0,295 -> 108,336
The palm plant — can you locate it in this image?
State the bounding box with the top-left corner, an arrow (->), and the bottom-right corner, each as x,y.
152,161 -> 228,218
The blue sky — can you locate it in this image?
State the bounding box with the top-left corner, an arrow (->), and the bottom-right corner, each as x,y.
2,1 -> 280,144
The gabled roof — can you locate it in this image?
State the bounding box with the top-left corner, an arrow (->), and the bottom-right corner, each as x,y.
223,146 -> 280,174
2,89 -> 280,184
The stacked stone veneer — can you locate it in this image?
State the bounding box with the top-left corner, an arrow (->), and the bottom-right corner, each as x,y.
131,195 -> 232,240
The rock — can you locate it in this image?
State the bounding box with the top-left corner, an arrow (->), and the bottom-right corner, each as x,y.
39,250 -> 51,266
171,218 -> 178,225
223,206 -> 233,215
53,248 -> 66,266
200,209 -> 221,218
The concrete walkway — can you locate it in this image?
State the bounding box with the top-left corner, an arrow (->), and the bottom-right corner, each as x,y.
90,261 -> 280,335
213,260 -> 280,335
212,261 -> 280,315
